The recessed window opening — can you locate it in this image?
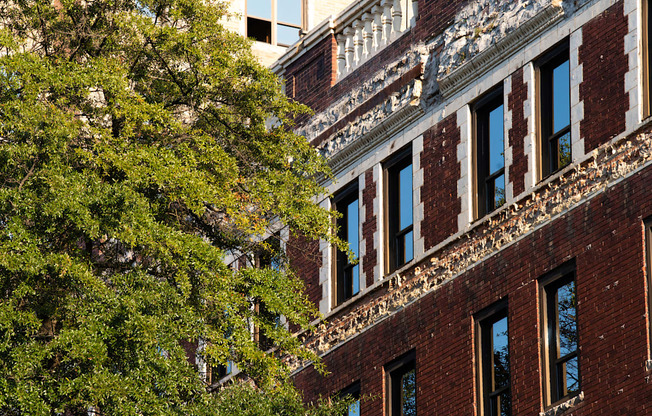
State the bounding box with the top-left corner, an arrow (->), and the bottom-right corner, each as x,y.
385,146 -> 413,273
474,87 -> 505,218
538,42 -> 571,178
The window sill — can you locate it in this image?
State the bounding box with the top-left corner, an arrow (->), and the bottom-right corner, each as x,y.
540,392 -> 584,416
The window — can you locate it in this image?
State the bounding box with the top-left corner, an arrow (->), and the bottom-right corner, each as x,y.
476,303 -> 510,416
254,236 -> 283,350
386,351 -> 416,416
385,146 -> 413,273
334,183 -> 359,305
541,264 -> 579,406
246,0 -> 303,47
538,42 -> 571,178
339,381 -> 361,416
474,88 -> 505,218
643,1 -> 652,118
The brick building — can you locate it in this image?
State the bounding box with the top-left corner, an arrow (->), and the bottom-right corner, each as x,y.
270,0 -> 652,414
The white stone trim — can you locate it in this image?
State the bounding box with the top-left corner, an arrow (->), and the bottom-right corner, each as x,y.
319,198 -> 333,315
625,0 -> 641,129
504,75 -> 514,204
413,135 -> 425,260
523,62 -> 537,193
457,105 -> 473,231
570,27 -> 586,162
373,163 -> 384,281
358,173 -> 367,291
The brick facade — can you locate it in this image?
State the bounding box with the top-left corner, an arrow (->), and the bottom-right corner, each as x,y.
579,1 -> 629,153
420,114 -> 461,251
508,68 -> 528,198
269,0 -> 652,414
362,168 -> 377,289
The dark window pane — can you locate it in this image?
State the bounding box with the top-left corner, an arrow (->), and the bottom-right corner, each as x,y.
277,0 -> 301,25
277,23 -> 300,46
558,131 -> 571,169
557,281 -> 577,356
499,392 -> 511,416
402,368 -> 416,416
492,316 -> 509,389
404,230 -> 413,264
247,17 -> 271,43
563,356 -> 580,396
553,60 -> 570,133
489,104 -> 504,174
399,164 -> 412,230
348,400 -> 360,416
247,0 -> 271,19
494,174 -> 505,209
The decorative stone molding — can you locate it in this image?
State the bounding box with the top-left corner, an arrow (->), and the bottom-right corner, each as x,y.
297,45 -> 427,144
290,120 -> 652,367
539,392 -> 584,416
438,1 -> 565,98
320,79 -> 424,175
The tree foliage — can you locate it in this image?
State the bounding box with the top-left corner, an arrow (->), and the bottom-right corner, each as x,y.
0,0 -> 339,413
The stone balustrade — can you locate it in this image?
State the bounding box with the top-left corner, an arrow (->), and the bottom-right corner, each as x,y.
335,0 -> 417,80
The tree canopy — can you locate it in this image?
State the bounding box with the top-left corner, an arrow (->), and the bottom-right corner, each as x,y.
0,0 -> 342,414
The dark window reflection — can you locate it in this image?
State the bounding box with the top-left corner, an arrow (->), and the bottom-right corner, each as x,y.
547,275 -> 579,404
475,89 -> 505,218
540,45 -> 571,177
402,368 -> 416,416
482,310 -> 510,416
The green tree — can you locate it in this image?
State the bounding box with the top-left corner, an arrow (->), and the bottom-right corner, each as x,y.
0,0 -> 341,414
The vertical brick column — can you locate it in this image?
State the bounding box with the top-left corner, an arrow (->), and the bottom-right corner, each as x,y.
507,67 -> 529,198
579,1 -> 628,154
361,168 -> 377,288
421,113 -> 461,252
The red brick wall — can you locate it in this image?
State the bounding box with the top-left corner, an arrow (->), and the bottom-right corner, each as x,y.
579,1 -> 628,153
508,68 -> 528,197
421,113 -> 461,251
284,35 -> 337,119
288,232 -> 322,309
294,163 -> 652,415
362,168 -> 377,289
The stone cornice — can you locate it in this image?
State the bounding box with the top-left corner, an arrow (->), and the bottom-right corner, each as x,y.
438,4 -> 564,98
289,122 -> 652,372
325,83 -> 424,175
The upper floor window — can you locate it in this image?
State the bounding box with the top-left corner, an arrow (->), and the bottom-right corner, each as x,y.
541,264 -> 579,406
334,183 -> 359,305
476,303 -> 510,416
385,146 -> 413,273
386,351 -> 416,416
474,88 -> 505,219
246,0 -> 303,47
340,381 -> 361,416
538,42 -> 571,178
